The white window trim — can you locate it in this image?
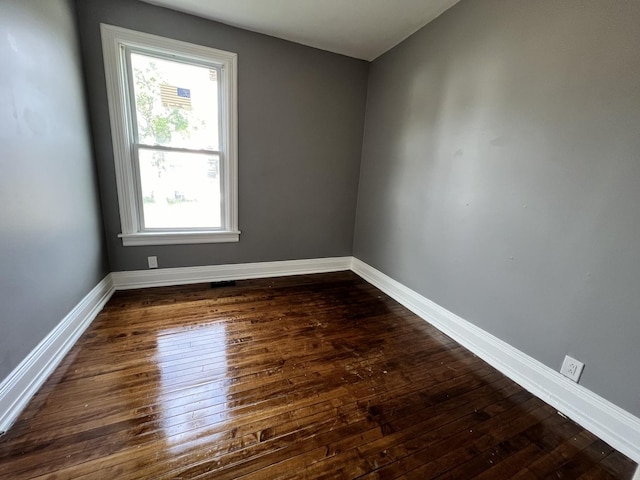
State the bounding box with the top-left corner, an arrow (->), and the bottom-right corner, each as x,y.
100,24 -> 239,246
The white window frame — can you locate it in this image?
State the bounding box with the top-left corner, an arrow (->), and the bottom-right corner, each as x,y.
100,24 -> 239,246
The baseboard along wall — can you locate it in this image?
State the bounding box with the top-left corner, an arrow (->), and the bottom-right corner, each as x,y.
110,256 -> 353,289
0,275 -> 115,435
1,256 -> 639,466
350,258 -> 640,464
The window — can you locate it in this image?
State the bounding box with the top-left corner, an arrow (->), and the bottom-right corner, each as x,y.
101,24 -> 239,246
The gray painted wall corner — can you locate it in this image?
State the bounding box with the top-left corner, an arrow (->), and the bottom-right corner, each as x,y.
354,0 -> 640,417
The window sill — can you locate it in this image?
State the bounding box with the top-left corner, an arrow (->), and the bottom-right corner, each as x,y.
118,231 -> 240,246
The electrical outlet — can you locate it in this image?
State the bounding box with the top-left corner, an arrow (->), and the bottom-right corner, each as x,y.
560,355 -> 584,382
148,256 -> 158,269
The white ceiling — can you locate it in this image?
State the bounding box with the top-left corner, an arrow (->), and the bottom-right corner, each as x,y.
140,0 -> 461,61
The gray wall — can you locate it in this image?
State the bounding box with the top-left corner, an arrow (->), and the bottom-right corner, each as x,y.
74,0 -> 369,272
354,0 -> 640,416
0,0 -> 108,380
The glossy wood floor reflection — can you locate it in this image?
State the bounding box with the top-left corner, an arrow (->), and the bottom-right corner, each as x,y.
0,272 -> 636,479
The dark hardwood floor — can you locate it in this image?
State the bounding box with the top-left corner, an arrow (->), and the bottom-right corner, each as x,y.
0,272 -> 636,479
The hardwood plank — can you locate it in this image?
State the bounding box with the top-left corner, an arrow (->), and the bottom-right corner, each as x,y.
0,272 -> 635,479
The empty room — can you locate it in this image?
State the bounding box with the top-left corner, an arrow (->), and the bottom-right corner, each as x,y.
1,0 -> 639,478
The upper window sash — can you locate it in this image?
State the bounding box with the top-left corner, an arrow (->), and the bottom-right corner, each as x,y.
122,46 -> 224,151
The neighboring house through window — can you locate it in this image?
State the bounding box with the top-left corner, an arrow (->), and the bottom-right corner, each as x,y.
101,24 -> 239,246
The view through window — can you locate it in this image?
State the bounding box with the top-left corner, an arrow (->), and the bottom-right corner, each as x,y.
129,52 -> 222,230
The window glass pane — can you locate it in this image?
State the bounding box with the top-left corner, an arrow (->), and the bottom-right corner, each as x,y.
130,52 -> 219,151
138,148 -> 221,229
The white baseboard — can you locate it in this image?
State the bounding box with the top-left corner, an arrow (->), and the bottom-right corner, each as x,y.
111,256 -> 352,290
351,258 -> 640,464
0,275 -> 115,434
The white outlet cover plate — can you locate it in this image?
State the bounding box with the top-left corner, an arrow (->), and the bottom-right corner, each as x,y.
148,256 -> 158,269
560,355 -> 584,382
